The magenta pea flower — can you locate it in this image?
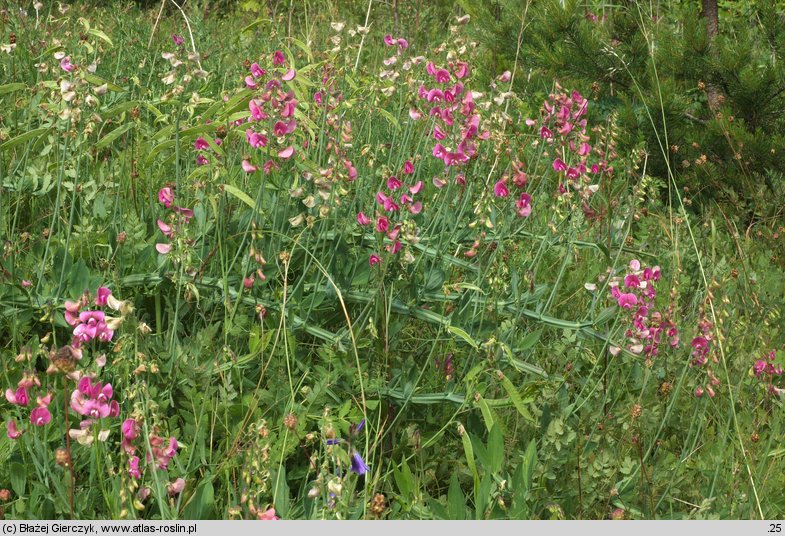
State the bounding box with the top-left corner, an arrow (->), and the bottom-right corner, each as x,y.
5,386 -> 29,407
194,137 -> 210,151
241,160 -> 258,173
384,35 -> 395,46
376,217 -> 389,233
369,254 -> 381,266
30,407 -> 51,427
60,56 -> 75,72
273,50 -> 286,66
246,129 -> 268,149
244,76 -> 258,89
95,286 -> 112,306
387,176 -> 402,190
356,212 -> 371,226
6,420 -> 22,440
250,63 -> 265,78
616,293 -> 638,309
278,146 -> 294,159
402,160 -> 415,175
73,310 -> 106,342
172,34 -> 185,46
70,377 -> 120,420
515,193 -> 532,217
129,456 -> 141,479
157,219 -> 174,238
158,187 -> 174,208
121,418 -> 140,454
281,69 -> 296,82
493,179 -> 509,198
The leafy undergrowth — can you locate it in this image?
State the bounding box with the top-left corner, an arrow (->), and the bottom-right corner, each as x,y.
0,1 -> 783,520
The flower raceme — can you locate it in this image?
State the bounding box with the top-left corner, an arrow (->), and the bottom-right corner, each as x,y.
70,376 -> 119,420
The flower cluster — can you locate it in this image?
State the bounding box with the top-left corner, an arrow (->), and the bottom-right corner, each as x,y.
416,50 -> 486,169
690,310 -> 720,398
358,160 -> 423,266
493,159 -> 534,219
609,260 -> 679,360
533,85 -> 603,201
753,350 -> 783,396
121,417 -> 179,479
240,50 -> 299,173
68,375 -> 120,446
156,186 -> 194,255
64,286 -> 130,348
5,363 -> 53,438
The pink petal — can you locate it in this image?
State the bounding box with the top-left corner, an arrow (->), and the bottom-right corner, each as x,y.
278,146 -> 294,159
156,243 -> 172,254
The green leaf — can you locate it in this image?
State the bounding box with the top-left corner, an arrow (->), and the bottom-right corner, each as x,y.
87,28 -> 114,47
10,462 -> 26,496
182,476 -> 215,520
518,329 -> 542,351
1,127 -> 51,152
222,184 -> 263,215
271,468 -> 290,518
498,372 -> 535,423
487,424 -> 504,474
447,325 -> 478,349
460,425 -> 479,484
96,123 -> 135,149
0,83 -> 26,95
447,472 -> 466,520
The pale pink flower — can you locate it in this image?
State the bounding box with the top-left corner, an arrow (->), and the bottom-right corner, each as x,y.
158,187 -> 174,208
515,193 -> 532,217
157,220 -> 174,238
241,160 -> 258,173
281,69 -> 296,81
278,146 -> 294,159
356,212 -> 371,225
6,420 -> 22,440
156,243 -> 172,255
95,287 -> 112,306
493,179 -> 509,198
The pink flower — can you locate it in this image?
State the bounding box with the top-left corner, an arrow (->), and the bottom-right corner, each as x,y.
241,160 -> 258,173
196,154 -> 209,166
30,407 -> 51,427
384,35 -> 395,46
498,71 -> 512,83
402,160 -> 414,175
129,456 -> 141,479
167,478 -> 186,496
158,187 -> 174,208
552,158 -> 567,172
5,386 -> 29,407
70,377 -> 119,420
258,508 -> 279,520
387,176 -> 402,190
246,129 -> 268,148
95,287 -> 112,306
616,293 -> 638,309
397,38 -> 409,50
60,56 -> 75,72
356,212 -> 371,225
273,119 -> 297,137
579,142 -> 592,156
193,137 -> 210,151
376,217 -> 389,233
515,193 -> 532,217
250,63 -> 265,78
6,420 -> 22,440
249,99 -> 266,122
281,69 -> 297,81
493,179 -> 509,198
121,418 -> 139,454
172,34 -> 185,46
409,201 -> 422,215
454,62 -> 469,79
278,146 -> 294,159
21,279 -> 32,288
273,50 -> 286,66
408,181 -> 423,194
157,219 -> 174,238
369,254 -> 381,266
156,243 -> 172,255
409,108 -> 422,121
